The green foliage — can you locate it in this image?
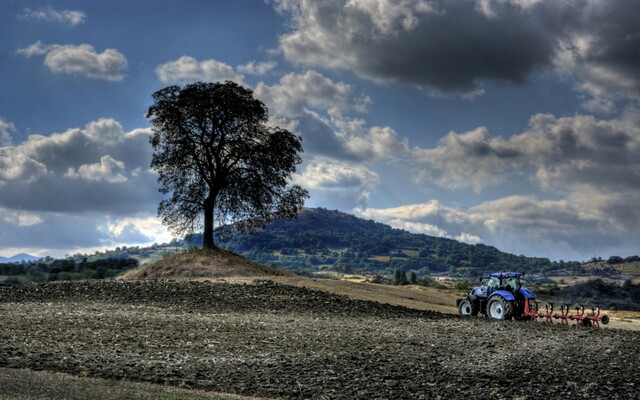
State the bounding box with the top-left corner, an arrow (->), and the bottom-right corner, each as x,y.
209,208 -> 575,276
454,280 -> 470,291
409,271 -> 418,285
394,269 -> 408,285
607,256 -> 624,264
548,279 -> 640,310
0,258 -> 138,285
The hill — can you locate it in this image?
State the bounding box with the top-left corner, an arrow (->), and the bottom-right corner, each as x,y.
0,253 -> 41,263
122,248 -> 291,280
203,208 -> 575,276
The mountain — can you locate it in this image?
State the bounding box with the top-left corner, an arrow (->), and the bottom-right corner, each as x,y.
198,208 -> 577,277
0,253 -> 41,263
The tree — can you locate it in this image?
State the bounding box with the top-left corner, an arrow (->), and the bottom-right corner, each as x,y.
147,81 -> 308,249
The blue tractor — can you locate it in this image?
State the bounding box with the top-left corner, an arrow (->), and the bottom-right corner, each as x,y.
456,272 -> 536,320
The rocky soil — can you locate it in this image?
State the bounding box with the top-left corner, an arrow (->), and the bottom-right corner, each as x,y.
1,280 -> 638,399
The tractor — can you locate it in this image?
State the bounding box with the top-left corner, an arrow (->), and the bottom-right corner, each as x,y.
456,271 -> 609,326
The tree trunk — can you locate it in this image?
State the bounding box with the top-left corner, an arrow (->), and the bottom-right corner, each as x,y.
203,195 -> 216,250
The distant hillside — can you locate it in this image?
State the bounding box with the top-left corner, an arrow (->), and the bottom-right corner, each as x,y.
187,208 -> 577,277
0,253 -> 41,263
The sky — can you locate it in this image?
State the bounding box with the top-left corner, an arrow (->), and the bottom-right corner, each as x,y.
1,0 -> 639,261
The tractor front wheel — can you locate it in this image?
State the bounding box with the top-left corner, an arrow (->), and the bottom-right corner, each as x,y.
458,298 -> 476,316
487,297 -> 513,320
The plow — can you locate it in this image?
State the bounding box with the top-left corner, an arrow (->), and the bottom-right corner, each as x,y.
456,272 -> 610,327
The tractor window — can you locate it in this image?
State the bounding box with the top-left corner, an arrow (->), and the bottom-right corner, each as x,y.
504,277 -> 521,292
486,277 -> 499,292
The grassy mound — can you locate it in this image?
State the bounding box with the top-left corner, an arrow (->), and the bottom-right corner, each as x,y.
122,248 -> 291,280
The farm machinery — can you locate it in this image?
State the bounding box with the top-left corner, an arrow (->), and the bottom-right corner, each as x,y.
456,272 -> 610,327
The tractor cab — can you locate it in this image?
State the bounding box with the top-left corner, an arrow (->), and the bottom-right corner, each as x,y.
486,272 -> 522,294
458,272 -> 533,319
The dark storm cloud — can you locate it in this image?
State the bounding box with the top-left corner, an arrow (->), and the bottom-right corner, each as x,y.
275,0 -> 640,98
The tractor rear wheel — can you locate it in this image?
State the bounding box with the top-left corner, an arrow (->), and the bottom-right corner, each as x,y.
458,298 -> 476,316
487,297 -> 513,320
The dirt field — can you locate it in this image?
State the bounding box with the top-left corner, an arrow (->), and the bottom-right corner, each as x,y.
1,280 -> 639,399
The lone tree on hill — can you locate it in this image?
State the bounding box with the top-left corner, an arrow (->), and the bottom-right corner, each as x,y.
147,81 -> 308,250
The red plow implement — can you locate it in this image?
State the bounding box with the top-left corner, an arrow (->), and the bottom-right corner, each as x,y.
524,300 -> 610,327
457,272 -> 611,327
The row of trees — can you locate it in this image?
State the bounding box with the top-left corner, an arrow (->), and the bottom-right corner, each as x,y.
0,258 -> 138,285
544,279 -> 640,311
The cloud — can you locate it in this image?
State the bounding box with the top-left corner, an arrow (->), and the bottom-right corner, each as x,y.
554,2 -> 640,103
0,119 -> 170,255
0,207 -> 167,256
19,7 -> 86,26
294,159 -> 379,209
0,118 -> 158,214
274,1 -> 640,101
255,70 -> 370,118
237,61 -> 277,75
414,110 -> 640,195
15,41 -> 49,57
0,150 -> 48,182
156,56 -> 244,84
274,0 -> 557,95
0,117 -> 16,146
357,194 -> 639,260
255,70 -> 411,162
65,155 -> 128,183
4,212 -> 43,227
413,127 -> 524,191
345,126 -> 410,161
17,42 -> 127,81
397,106 -> 640,259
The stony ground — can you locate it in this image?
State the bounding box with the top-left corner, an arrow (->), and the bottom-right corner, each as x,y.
1,280 -> 638,399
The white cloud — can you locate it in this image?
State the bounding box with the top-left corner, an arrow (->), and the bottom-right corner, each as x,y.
255,70 -> 370,118
15,41 -> 49,57
414,111 -> 640,195
0,117 -> 16,146
66,155 -> 128,183
357,193 -> 638,260
0,150 -> 48,183
294,159 -> 379,209
0,118 -> 158,214
19,7 -> 86,26
17,42 -> 127,81
413,127 -> 524,191
237,61 -> 277,75
345,126 -> 409,161
455,232 -> 481,244
5,212 -> 43,227
387,219 -> 449,237
581,96 -> 616,115
254,70 -> 413,163
156,56 -> 244,84
106,217 -> 172,244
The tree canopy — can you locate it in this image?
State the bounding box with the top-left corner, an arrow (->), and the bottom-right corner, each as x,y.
147,81 -> 308,249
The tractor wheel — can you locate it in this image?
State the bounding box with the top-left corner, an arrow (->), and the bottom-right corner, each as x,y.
487,297 -> 513,320
458,298 -> 476,316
